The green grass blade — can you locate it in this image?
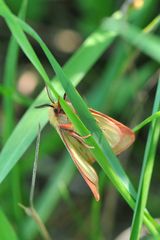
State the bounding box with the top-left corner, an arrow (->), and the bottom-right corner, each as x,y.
16,17 -> 115,98
0,0 -> 115,184
88,13 -> 159,113
90,172 -> 106,240
2,34 -> 19,140
133,111 -> 160,132
0,210 -> 19,240
0,0 -> 58,98
109,62 -> 158,114
87,39 -> 134,110
0,85 -> 32,106
130,79 -> 160,240
103,15 -> 160,63
2,0 -> 28,223
129,0 -> 160,28
2,0 -> 28,142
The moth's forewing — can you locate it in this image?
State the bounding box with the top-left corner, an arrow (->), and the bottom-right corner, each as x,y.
49,106 -> 100,201
90,109 -> 135,155
60,130 -> 100,201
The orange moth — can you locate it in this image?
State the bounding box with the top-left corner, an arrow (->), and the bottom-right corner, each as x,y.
36,91 -> 135,201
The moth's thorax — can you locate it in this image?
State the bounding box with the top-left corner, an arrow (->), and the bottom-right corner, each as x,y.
57,113 -> 69,124
48,104 -> 70,128
49,101 -> 75,128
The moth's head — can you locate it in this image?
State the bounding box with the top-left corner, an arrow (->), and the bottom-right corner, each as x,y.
35,87 -> 64,116
35,105 -> 59,130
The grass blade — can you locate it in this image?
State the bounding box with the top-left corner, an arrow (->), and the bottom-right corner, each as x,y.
133,111 -> 160,132
103,14 -> 160,63
0,210 -> 19,240
2,0 -> 28,222
0,0 -> 115,184
130,79 -> 160,240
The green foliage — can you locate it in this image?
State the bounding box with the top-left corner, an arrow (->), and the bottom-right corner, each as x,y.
0,0 -> 160,239
0,210 -> 19,240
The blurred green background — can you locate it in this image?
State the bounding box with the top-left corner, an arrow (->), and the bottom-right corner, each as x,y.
0,0 -> 160,239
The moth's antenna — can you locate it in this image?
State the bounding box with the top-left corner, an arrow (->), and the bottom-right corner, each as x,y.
35,104 -> 53,109
46,85 -> 55,103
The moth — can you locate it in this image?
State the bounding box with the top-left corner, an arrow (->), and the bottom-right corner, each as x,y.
36,90 -> 135,201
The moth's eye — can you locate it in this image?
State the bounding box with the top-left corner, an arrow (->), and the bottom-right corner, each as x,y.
53,108 -> 58,114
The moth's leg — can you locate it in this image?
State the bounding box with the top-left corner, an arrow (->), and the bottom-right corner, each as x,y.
59,123 -> 91,138
67,131 -> 93,149
69,131 -> 91,140
59,123 -> 73,130
79,133 -> 92,139
70,132 -> 93,149
59,123 -> 93,148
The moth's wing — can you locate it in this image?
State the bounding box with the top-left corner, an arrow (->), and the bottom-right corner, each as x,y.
90,109 -> 135,155
60,130 -> 100,201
